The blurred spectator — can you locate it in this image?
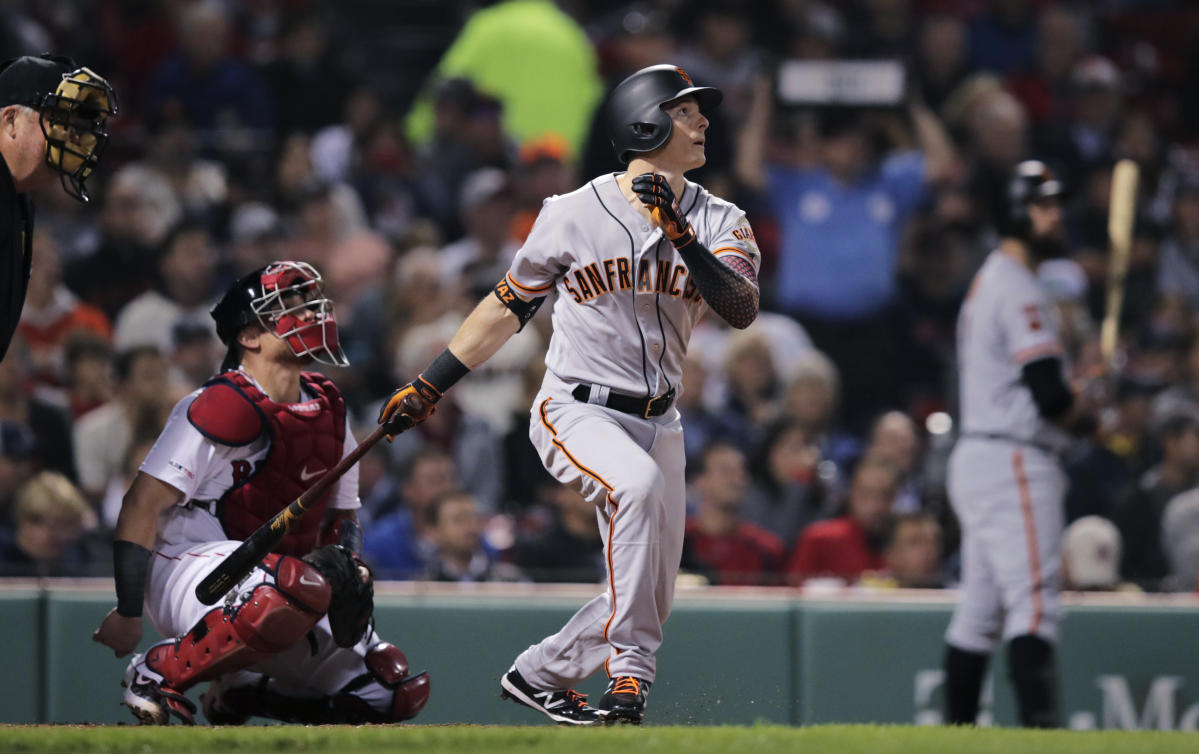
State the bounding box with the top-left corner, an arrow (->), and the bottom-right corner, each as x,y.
62,334 -> 114,420
405,0 -> 602,159
961,87 -> 1030,232
135,117 -> 229,218
1043,56 -> 1124,185
1159,488 -> 1199,592
1112,411 -> 1199,589
0,471 -> 96,577
312,86 -> 384,185
389,320 -> 505,512
1005,5 -> 1086,127
737,76 -> 956,430
17,230 -> 111,391
682,442 -> 784,586
865,411 -> 924,514
1062,515 -> 1133,592
781,349 -> 859,473
712,329 -> 782,451
64,164 -> 179,320
677,351 -> 726,469
513,484 -> 604,583
510,135 -> 577,242
914,14 -> 969,115
226,202 -> 285,277
72,346 -> 169,502
967,0 -> 1038,75
862,512 -> 944,589
439,167 -> 520,301
354,444 -> 401,530
501,358 -> 556,511
421,489 -> 523,583
168,321 -> 221,393
362,447 -> 457,578
263,13 -> 350,137
98,433 -> 156,531
0,422 -> 36,524
1153,334 -> 1199,426
743,418 -> 834,547
0,337 -> 76,482
1156,173 -> 1199,313
144,1 -> 274,143
674,0 -> 766,130
113,218 -> 220,354
786,455 -> 899,585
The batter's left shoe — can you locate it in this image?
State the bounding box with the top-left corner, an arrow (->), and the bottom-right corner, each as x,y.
598,676 -> 651,725
122,651 -> 197,725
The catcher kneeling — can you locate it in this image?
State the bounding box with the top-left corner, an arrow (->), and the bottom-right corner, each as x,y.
92,262 -> 430,725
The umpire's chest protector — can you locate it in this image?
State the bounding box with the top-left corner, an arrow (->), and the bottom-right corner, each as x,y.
187,370 -> 346,556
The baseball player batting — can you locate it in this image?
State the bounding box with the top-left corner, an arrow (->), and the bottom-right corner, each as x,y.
378,64 -> 760,725
92,261 -> 430,725
943,161 -> 1093,728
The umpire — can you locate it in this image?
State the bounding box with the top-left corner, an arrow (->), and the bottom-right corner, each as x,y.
0,54 -> 116,361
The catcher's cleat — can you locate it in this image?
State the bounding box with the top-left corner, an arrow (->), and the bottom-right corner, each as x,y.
599,676 -> 651,725
122,652 -> 197,725
500,667 -> 606,726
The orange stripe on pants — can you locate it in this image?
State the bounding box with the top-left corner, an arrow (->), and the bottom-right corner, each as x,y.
538,398 -> 622,647
1012,450 -> 1044,635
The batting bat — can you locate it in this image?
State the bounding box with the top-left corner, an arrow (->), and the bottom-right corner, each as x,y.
195,423 -> 391,605
1100,159 -> 1139,372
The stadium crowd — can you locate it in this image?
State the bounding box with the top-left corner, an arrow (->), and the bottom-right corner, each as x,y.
2,0 -> 1199,594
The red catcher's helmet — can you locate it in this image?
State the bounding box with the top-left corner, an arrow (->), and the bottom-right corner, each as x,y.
211,261 -> 348,372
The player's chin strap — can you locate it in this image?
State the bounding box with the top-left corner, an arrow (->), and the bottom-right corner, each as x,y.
630,173 -> 759,329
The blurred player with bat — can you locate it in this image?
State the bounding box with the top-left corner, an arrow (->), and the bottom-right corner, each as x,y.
91,262 -> 429,726
942,158 -> 1134,728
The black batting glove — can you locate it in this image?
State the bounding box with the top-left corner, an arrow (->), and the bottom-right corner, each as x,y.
631,173 -> 695,245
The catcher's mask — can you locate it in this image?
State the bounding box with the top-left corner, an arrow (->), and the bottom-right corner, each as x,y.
212,261 -> 349,372
0,55 -> 117,202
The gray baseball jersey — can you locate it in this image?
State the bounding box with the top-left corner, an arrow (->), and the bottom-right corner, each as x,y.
508,172 -> 759,688
947,249 -> 1067,652
506,172 -> 760,397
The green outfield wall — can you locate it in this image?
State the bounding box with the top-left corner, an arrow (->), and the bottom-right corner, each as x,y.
4,582 -> 1198,728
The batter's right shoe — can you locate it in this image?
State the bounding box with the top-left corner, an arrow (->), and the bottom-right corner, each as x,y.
122,651 -> 197,726
499,667 -> 606,726
598,676 -> 651,725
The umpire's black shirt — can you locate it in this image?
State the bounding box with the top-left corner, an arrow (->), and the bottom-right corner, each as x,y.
0,152 -> 34,362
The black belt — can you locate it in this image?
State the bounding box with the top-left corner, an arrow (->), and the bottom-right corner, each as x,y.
960,431 -> 1061,457
572,384 -> 676,418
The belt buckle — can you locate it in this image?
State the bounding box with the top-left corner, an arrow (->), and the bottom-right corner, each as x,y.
643,389 -> 673,419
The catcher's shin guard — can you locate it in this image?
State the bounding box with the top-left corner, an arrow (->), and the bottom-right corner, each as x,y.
147,555 -> 331,692
202,643 -> 430,724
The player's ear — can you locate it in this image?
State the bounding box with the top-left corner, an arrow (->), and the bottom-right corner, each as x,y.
236,323 -> 267,353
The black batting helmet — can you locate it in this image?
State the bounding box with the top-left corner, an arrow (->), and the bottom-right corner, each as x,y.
606,64 -> 722,164
999,160 -> 1065,240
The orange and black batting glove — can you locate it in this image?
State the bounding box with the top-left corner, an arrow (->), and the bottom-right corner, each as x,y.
377,378 -> 439,440
377,349 -> 470,441
631,173 -> 696,247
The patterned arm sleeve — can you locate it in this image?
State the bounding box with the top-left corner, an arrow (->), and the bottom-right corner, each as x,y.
674,236 -> 760,329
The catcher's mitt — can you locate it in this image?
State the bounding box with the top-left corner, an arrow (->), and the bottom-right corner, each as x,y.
302,544 -> 374,648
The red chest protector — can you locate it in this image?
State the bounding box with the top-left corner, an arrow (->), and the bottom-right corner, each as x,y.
187,370 -> 346,557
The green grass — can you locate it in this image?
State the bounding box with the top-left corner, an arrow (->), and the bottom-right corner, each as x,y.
0,724 -> 1193,754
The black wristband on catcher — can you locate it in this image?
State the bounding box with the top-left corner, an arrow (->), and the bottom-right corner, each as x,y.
113,540 -> 151,618
417,348 -> 470,399
494,278 -> 545,331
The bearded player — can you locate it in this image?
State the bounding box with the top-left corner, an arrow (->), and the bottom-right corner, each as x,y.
379,65 -> 760,725
944,161 -> 1096,727
92,261 -> 430,725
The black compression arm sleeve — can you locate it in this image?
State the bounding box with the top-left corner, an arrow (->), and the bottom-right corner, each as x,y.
672,235 -> 760,329
1021,357 -> 1074,421
113,540 -> 151,617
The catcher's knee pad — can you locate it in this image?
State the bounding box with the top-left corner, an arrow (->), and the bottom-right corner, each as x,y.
147,556 -> 331,691
332,642 -> 431,723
